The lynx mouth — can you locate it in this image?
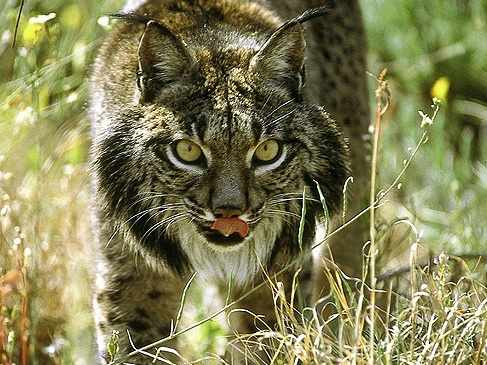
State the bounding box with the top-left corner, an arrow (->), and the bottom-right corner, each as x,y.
201,230 -> 246,246
195,222 -> 250,247
190,213 -> 259,247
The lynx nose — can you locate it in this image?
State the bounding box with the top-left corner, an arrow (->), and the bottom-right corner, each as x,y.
211,170 -> 247,216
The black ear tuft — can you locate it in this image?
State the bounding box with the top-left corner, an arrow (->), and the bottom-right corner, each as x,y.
137,20 -> 195,103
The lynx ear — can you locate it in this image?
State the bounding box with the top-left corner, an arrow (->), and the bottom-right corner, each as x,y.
249,7 -> 329,99
249,24 -> 305,97
137,20 -> 195,102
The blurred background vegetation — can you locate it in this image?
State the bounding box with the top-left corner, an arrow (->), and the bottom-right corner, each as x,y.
0,0 -> 485,363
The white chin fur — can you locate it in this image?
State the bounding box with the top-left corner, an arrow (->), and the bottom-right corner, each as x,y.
177,219 -> 282,287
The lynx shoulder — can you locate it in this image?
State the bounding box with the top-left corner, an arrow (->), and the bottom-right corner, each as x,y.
89,0 -> 368,363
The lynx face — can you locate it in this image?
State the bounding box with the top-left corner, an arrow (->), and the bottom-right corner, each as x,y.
91,12 -> 349,281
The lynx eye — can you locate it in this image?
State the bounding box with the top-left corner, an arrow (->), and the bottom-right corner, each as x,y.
254,139 -> 281,163
174,139 -> 202,163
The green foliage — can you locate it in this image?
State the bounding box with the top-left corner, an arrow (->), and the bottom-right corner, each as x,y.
107,330 -> 120,363
364,0 -> 487,255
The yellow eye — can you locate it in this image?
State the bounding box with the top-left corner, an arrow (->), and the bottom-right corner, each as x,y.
175,140 -> 202,163
254,139 -> 280,162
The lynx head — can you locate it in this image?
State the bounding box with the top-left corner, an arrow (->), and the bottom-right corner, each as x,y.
92,7 -> 349,277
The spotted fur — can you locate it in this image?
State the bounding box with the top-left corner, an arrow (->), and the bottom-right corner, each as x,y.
89,0 -> 368,363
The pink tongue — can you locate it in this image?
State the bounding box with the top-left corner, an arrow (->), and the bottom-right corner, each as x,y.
211,218 -> 249,238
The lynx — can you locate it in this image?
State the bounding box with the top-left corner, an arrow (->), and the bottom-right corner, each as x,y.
89,0 -> 369,363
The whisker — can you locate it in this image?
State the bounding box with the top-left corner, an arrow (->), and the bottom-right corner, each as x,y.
269,197 -> 320,205
264,99 -> 293,119
140,212 -> 187,242
271,192 -> 303,196
263,213 -> 294,226
247,217 -> 262,224
267,192 -> 312,204
266,209 -> 302,219
259,94 -> 273,114
128,195 -> 184,209
264,108 -> 296,128
125,205 -> 185,228
163,214 -> 190,234
187,211 -> 211,222
104,206 -> 183,249
134,191 -> 181,198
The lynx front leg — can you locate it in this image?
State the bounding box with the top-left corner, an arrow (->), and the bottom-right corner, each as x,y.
94,253 -> 185,364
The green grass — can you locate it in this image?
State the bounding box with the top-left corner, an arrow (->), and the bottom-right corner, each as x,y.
0,0 -> 486,364
364,0 -> 487,257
